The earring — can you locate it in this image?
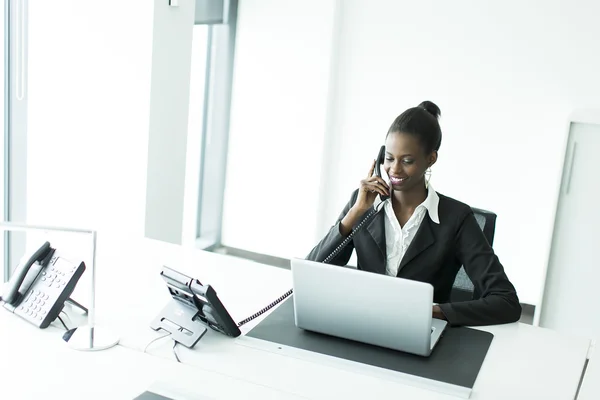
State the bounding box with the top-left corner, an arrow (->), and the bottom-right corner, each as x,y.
425,168 -> 432,189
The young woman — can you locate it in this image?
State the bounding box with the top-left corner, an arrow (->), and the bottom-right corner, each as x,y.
307,101 -> 521,326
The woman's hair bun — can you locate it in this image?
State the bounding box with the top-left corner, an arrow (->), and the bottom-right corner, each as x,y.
418,101 -> 441,119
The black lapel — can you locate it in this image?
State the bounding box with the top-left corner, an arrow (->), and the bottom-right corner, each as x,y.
397,216 -> 436,274
366,209 -> 386,260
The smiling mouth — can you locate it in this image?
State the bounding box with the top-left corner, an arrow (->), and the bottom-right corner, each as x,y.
389,176 -> 408,185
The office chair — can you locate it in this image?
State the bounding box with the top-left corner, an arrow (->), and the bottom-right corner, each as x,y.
450,207 -> 497,302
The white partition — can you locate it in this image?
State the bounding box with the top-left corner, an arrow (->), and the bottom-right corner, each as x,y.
537,111 -> 600,342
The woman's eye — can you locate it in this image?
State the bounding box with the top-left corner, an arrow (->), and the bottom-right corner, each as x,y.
385,157 -> 394,162
402,159 -> 415,165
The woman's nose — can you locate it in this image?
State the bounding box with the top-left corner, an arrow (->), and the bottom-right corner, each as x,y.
388,164 -> 403,176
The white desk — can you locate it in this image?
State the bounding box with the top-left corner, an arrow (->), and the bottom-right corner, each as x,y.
0,312 -> 307,399
83,237 -> 591,400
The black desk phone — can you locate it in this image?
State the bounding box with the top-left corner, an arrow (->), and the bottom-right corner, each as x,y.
151,266 -> 241,348
1,241 -> 86,329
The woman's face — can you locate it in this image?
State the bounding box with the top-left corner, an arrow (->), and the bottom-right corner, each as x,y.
383,132 -> 437,192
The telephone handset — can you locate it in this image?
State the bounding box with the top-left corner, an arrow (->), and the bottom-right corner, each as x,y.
374,145 -> 390,202
2,242 -> 54,304
236,146 -> 388,328
1,241 -> 86,329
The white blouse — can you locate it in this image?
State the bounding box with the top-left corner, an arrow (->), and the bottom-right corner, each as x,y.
383,184 -> 440,277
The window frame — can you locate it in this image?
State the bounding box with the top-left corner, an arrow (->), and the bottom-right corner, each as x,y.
3,0 -> 27,281
194,0 -> 238,251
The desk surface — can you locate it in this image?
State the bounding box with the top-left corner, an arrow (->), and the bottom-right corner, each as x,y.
0,312 -> 309,400
0,237 -> 592,399
86,237 -> 590,400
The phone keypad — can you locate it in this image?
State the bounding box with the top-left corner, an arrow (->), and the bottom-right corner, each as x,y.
44,271 -> 67,289
19,290 -> 49,322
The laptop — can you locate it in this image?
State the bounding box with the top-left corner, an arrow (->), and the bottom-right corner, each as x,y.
291,258 -> 448,357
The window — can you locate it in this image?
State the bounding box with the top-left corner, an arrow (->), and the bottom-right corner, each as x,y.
5,1 -> 158,283
3,1 -> 239,279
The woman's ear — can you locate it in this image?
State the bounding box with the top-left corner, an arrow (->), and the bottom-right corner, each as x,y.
428,151 -> 438,168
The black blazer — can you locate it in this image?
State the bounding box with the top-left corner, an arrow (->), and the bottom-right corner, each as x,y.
306,190 -> 522,327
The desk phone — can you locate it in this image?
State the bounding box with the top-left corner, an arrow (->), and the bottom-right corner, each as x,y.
1,241 -> 86,329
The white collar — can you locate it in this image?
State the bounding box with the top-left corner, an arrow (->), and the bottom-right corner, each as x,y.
375,184 -> 440,224
421,184 -> 440,224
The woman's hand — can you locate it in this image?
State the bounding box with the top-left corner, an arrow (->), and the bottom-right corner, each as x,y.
432,305 -> 446,320
338,160 -> 390,237
353,160 -> 390,212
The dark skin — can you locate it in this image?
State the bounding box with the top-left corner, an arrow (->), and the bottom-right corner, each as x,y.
340,132 -> 446,320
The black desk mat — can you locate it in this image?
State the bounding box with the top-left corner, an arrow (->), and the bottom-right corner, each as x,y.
246,298 -> 493,389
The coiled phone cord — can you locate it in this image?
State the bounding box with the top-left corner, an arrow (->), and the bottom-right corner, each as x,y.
236,206 -> 381,327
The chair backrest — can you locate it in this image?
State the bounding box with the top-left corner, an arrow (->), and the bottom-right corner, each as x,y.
450,207 -> 497,302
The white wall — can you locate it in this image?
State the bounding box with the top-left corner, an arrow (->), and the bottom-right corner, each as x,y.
221,0 -> 339,259
224,0 -> 600,306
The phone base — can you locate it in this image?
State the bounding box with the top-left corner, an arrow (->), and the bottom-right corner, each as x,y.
65,297 -> 89,314
65,324 -> 120,351
150,300 -> 208,349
